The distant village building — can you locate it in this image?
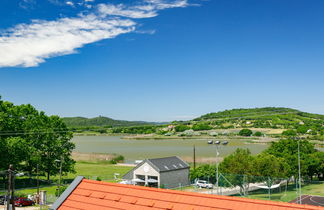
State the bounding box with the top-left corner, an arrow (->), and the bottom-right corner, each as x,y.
123,156 -> 190,189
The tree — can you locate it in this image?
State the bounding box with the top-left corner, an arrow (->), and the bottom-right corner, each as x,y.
24,114 -> 75,180
174,125 -> 189,132
0,96 -> 75,180
297,126 -> 308,134
253,131 -> 263,137
192,123 -> 212,131
252,153 -> 288,189
265,138 -> 317,181
305,152 -> 324,180
190,164 -> 216,183
2,137 -> 31,171
219,148 -> 255,195
239,129 -> 253,136
281,129 -> 297,136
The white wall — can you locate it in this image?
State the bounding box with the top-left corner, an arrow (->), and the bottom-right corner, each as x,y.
133,162 -> 160,187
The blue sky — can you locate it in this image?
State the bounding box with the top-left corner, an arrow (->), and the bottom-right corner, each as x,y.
0,0 -> 324,121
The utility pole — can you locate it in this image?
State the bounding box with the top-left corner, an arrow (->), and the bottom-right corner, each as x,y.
215,144 -> 219,194
7,164 -> 15,210
193,145 -> 196,170
297,138 -> 302,204
7,167 -> 11,210
37,164 -> 40,204
210,140 -> 228,195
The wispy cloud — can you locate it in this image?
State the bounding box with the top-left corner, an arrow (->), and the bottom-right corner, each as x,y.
19,0 -> 36,10
0,0 -> 190,68
135,29 -> 156,35
0,15 -> 135,67
66,1 -> 74,7
97,4 -> 158,19
97,0 -> 189,19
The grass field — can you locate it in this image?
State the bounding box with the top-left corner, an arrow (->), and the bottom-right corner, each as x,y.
246,182 -> 324,202
67,161 -> 132,181
13,161 -> 133,201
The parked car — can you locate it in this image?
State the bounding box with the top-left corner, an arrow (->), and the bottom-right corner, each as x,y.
14,197 -> 34,207
195,180 -> 214,189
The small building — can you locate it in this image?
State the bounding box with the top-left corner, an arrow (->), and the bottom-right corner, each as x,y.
123,156 -> 190,189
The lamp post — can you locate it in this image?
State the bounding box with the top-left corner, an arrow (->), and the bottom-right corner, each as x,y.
55,157 -> 63,197
297,137 -> 302,204
209,140 -> 228,194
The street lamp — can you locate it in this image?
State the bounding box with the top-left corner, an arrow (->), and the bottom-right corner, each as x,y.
296,137 -> 302,204
209,140 -> 228,194
55,157 -> 63,197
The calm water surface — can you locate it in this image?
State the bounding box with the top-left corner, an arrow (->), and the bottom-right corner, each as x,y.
72,136 -> 268,163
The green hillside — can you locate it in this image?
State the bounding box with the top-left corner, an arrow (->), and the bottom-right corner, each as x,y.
63,108 -> 324,137
62,116 -> 159,128
191,107 -> 324,131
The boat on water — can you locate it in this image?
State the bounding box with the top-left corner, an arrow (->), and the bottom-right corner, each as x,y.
207,140 -> 213,144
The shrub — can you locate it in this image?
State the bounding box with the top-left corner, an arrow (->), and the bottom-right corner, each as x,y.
253,131 -> 263,137
175,125 -> 189,132
192,123 -> 212,131
282,129 -> 297,136
239,129 -> 253,136
55,186 -> 67,197
109,154 -> 125,164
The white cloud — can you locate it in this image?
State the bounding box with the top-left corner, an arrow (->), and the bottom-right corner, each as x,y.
66,1 -> 74,6
98,4 -> 158,19
135,29 -> 156,35
19,0 -> 36,10
145,0 -> 189,9
0,0 -> 191,68
98,0 -> 189,18
0,15 -> 135,67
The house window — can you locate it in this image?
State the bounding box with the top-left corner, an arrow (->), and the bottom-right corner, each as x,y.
135,174 -> 145,186
147,176 -> 158,188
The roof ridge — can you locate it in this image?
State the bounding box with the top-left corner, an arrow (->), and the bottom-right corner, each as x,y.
82,180 -> 320,209
147,156 -> 178,160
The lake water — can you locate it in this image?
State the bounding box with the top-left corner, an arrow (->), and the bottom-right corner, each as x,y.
72,136 -> 268,163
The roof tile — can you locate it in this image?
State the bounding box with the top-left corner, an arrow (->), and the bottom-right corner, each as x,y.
54,178 -> 324,210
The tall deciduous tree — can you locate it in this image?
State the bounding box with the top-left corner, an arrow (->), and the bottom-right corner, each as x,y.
265,138 -> 317,181
219,148 -> 255,195
0,96 -> 75,180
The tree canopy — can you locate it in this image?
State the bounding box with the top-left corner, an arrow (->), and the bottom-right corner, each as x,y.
0,96 -> 75,180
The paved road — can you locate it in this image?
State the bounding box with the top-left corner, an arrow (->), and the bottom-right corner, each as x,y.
289,195 -> 324,207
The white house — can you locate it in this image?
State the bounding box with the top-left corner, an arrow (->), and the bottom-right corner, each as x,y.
123,156 -> 190,189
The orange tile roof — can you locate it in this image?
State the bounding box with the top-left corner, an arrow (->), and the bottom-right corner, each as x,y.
52,177 -> 324,210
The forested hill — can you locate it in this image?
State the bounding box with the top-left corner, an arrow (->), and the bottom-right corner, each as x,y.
192,107 -> 324,129
62,116 -> 162,128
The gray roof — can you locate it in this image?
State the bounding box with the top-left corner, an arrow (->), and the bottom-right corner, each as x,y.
122,156 -> 190,179
147,156 -> 189,172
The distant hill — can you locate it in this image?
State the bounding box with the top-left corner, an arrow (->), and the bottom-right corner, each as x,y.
62,116 -> 163,128
191,107 -> 324,130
